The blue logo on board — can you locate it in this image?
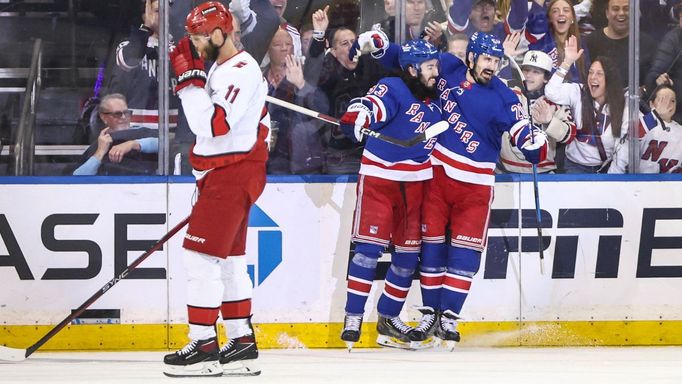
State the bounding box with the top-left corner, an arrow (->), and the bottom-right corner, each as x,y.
247,205 -> 282,287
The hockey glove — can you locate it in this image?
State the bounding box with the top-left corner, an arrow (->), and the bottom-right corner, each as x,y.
349,28 -> 389,62
340,102 -> 373,143
519,128 -> 548,164
170,36 -> 207,93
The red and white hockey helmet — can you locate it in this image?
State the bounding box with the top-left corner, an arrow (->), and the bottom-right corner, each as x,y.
521,50 -> 553,73
185,1 -> 233,36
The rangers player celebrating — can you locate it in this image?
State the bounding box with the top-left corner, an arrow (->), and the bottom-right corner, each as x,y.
163,2 -> 270,377
339,39 -> 444,351
360,31 -> 548,348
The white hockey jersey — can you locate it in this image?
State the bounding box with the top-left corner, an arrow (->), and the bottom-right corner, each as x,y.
178,50 -> 270,171
609,111 -> 682,174
544,75 -> 628,167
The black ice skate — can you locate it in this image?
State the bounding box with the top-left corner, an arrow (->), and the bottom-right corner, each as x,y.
163,337 -> 222,377
220,334 -> 261,376
435,310 -> 461,351
340,314 -> 363,351
408,306 -> 439,350
376,315 -> 414,350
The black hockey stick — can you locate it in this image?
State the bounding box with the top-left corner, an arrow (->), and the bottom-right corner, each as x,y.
0,216 -> 191,362
265,95 -> 449,147
508,55 -> 545,275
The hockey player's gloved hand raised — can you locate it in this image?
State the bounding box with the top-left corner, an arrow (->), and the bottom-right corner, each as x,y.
340,102 -> 372,143
170,36 -> 206,93
349,28 -> 389,62
519,128 -> 548,164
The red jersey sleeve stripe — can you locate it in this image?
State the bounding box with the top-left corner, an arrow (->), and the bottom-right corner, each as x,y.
211,104 -> 231,137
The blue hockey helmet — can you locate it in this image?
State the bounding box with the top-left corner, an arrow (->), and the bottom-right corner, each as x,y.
398,39 -> 440,72
466,32 -> 503,65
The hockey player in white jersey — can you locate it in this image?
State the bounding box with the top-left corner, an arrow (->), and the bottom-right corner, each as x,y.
163,2 -> 270,377
609,84 -> 682,173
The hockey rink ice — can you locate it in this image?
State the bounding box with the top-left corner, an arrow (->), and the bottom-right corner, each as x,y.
1,346 -> 681,384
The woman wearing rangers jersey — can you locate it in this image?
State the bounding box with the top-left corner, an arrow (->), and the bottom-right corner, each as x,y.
362,31 -> 548,347
338,39 -> 443,351
163,2 -> 269,377
544,35 -> 628,173
609,84 -> 682,173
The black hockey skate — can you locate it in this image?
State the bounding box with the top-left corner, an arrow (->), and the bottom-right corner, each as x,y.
376,315 -> 414,350
340,314 -> 363,351
408,306 -> 439,349
220,334 -> 261,376
163,337 -> 222,377
435,310 -> 461,351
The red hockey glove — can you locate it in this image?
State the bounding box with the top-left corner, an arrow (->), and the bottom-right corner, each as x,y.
170,36 -> 206,93
340,102 -> 372,143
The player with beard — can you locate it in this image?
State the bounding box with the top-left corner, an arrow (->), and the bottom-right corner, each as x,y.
164,1 -> 269,377
358,31 -> 548,348
338,39 -> 445,351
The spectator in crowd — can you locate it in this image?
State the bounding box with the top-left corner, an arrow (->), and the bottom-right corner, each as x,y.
524,0 -> 591,82
545,36 -> 628,173
264,27 -> 328,174
378,0 -> 437,43
500,50 -> 577,173
71,93 -> 158,176
447,33 -> 469,61
585,0 -> 657,86
644,3 -> 682,123
307,10 -> 387,174
610,84 -> 682,173
447,0 -> 528,41
300,23 -> 314,56
269,0 -> 302,58
108,0 -> 179,130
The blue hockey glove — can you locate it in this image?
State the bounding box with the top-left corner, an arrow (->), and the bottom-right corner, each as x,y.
349,28 -> 389,62
519,128 -> 548,164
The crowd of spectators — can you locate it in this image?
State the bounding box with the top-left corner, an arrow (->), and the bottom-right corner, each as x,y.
68,0 -> 682,175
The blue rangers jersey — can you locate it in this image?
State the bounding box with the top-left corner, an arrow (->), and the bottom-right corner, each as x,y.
378,46 -> 535,185
432,53 -> 530,185
357,77 -> 443,182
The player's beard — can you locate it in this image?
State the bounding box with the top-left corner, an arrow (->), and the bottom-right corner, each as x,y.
204,41 -> 220,62
470,63 -> 495,85
400,70 -> 438,102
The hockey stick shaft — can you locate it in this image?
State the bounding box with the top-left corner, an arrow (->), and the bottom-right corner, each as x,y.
508,56 -> 545,273
264,95 -> 446,148
1,216 -> 190,361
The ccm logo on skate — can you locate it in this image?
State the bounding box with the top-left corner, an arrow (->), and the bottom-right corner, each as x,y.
0,208 -> 283,285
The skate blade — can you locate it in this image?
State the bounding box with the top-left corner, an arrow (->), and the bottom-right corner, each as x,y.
410,337 -> 436,350
433,337 -> 458,352
376,335 -> 414,351
222,359 -> 261,376
344,341 -> 355,352
163,360 -> 222,377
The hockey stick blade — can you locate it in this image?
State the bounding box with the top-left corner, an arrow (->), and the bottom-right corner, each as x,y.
0,346 -> 27,362
424,120 -> 450,140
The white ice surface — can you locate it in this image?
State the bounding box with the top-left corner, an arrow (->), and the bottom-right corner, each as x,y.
1,347 -> 682,384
